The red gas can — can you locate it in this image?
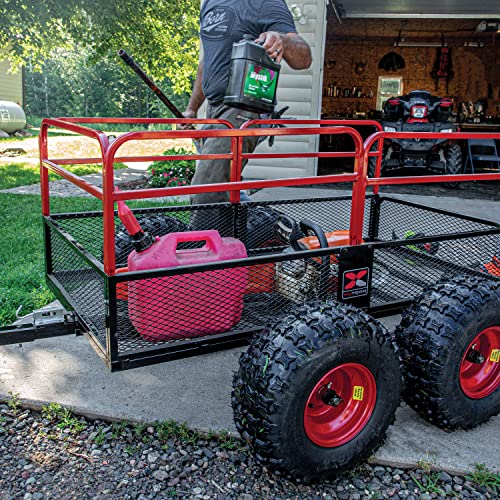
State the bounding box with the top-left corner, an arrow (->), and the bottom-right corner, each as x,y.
127,230 -> 248,342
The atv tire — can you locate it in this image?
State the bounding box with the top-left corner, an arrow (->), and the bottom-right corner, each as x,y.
368,148 -> 384,178
232,301 -> 401,482
396,275 -> 500,430
443,143 -> 462,189
114,214 -> 190,267
245,205 -> 285,250
368,157 -> 377,178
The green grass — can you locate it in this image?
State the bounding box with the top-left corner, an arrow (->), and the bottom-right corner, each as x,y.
1,124 -> 172,142
7,391 -> 21,414
0,194 -> 50,323
0,163 -> 122,190
410,471 -> 447,496
0,193 -> 183,326
41,402 -> 87,433
466,463 -> 500,494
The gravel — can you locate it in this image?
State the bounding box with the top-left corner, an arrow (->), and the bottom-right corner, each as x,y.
0,404 -> 498,499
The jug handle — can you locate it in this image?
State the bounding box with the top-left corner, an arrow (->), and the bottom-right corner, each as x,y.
168,230 -> 223,255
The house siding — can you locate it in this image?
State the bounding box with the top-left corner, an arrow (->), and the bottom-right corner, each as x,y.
243,0 -> 327,180
0,59 -> 23,106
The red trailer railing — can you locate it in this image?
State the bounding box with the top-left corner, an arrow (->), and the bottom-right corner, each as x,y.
39,118 -> 366,275
39,118 -> 500,275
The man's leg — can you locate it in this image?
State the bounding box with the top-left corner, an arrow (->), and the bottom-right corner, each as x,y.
190,103 -> 259,232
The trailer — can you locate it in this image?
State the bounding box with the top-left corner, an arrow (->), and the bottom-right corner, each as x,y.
1,118 -> 499,481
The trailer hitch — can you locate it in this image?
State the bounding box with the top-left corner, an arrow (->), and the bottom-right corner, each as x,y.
0,305 -> 80,346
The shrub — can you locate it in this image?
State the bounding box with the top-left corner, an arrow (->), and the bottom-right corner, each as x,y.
147,146 -> 195,188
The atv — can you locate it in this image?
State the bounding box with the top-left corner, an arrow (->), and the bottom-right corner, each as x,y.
371,90 -> 462,187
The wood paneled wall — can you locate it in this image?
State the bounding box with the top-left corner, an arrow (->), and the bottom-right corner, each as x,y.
323,17 -> 500,116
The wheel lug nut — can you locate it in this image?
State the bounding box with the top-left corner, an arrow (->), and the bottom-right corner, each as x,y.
466,348 -> 486,364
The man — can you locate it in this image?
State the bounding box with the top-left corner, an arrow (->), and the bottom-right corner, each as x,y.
182,0 -> 312,207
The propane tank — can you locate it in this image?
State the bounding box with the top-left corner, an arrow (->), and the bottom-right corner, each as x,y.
0,101 -> 26,134
224,35 -> 281,114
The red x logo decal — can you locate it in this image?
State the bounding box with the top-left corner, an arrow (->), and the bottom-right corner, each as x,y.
344,269 -> 368,290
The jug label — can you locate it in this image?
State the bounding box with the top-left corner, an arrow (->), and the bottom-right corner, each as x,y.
243,63 -> 277,104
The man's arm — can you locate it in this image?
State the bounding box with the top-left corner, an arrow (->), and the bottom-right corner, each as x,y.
257,32 -> 312,70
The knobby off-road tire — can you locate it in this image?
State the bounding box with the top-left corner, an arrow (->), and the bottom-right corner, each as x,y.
368,156 -> 384,178
443,143 -> 462,189
114,214 -> 190,267
396,275 -> 500,430
232,301 -> 401,482
245,205 -> 284,250
367,142 -> 384,178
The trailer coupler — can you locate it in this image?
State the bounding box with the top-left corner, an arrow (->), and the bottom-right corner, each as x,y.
0,305 -> 80,346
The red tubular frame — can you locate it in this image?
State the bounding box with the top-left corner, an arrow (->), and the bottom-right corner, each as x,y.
40,118 -> 366,275
355,131 -> 500,233
365,131 -> 500,190
41,118 -> 500,277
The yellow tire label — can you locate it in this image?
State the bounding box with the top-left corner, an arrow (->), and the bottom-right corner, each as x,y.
352,386 -> 364,401
490,349 -> 500,363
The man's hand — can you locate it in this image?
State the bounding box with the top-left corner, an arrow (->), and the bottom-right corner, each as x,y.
179,109 -> 197,130
257,32 -> 312,70
256,31 -> 284,63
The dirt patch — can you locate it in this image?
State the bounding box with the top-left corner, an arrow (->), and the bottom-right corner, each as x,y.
0,135 -> 192,163
116,176 -> 151,190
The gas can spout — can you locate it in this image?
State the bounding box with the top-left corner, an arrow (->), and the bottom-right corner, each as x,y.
117,199 -> 142,236
116,191 -> 156,252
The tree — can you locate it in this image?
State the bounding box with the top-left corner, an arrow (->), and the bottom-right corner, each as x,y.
0,0 -> 200,94
24,44 -> 189,120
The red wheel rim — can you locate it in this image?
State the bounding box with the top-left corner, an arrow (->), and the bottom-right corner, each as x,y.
304,363 -> 377,448
460,327 -> 500,399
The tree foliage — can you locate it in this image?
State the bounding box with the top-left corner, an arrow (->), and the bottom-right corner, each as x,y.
24,45 -> 189,120
0,0 -> 200,94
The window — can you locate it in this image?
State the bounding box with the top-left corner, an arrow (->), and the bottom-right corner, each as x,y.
377,77 -> 403,110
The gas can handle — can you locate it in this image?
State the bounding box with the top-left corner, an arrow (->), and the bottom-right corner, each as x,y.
169,230 -> 223,254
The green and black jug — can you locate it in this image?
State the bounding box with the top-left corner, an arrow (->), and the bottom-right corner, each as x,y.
224,35 -> 281,114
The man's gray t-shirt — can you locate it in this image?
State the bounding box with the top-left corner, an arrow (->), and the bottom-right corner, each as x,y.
200,0 -> 297,101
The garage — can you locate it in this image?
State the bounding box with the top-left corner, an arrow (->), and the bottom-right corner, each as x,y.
244,0 -> 500,180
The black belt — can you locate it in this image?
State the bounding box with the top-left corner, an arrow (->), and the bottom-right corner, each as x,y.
208,98 -> 225,107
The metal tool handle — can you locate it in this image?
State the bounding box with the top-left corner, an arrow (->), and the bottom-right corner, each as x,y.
118,49 -> 184,119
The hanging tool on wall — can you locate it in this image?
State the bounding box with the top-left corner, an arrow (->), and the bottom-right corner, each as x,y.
431,34 -> 454,93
